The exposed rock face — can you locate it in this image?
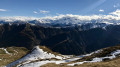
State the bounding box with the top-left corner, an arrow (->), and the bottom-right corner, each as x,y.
0,23 -> 120,55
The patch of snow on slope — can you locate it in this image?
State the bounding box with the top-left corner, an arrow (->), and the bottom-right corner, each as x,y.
68,50 -> 120,66
79,49 -> 103,57
24,46 -> 63,60
4,48 -> 10,54
0,48 -> 10,54
7,46 -> 63,67
17,57 -> 80,67
64,57 -> 80,62
7,51 -> 79,67
8,48 -> 120,67
18,60 -> 65,67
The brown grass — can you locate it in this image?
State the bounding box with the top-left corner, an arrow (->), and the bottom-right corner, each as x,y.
77,45 -> 120,62
0,47 -> 29,66
0,49 -> 6,54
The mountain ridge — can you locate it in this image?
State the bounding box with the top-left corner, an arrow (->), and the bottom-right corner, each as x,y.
0,23 -> 120,55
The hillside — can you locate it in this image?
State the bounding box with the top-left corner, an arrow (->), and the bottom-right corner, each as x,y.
1,23 -> 120,55
41,58 -> 120,67
6,45 -> 120,67
7,46 -> 70,67
41,45 -> 120,67
0,47 -> 29,66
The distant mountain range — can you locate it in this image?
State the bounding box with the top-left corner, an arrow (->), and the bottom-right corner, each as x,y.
0,14 -> 120,30
0,15 -> 120,55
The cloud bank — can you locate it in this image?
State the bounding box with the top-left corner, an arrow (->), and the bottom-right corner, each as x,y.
109,9 -> 120,16
0,9 -> 120,25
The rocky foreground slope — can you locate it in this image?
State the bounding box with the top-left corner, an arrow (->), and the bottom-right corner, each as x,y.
6,45 -> 120,67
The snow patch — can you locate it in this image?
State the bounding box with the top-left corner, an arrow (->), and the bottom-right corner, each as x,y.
68,50 -> 120,66
7,46 -> 63,67
16,57 -> 80,67
18,60 -> 65,67
0,48 -> 10,54
80,49 -> 103,57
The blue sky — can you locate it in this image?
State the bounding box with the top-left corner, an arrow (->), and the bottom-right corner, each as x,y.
0,0 -> 120,17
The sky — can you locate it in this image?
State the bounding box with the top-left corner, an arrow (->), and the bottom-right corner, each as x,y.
0,0 -> 120,17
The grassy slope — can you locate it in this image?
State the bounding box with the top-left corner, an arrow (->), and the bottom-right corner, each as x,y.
41,57 -> 120,67
2,45 -> 120,67
41,45 -> 120,67
0,47 -> 29,66
78,45 -> 120,61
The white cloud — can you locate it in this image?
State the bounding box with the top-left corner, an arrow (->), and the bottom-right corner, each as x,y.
0,16 -> 39,22
33,11 -> 38,14
40,10 -> 49,14
99,9 -> 104,12
33,10 -> 50,14
0,9 -> 7,12
109,9 -> 120,16
0,14 -> 120,23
